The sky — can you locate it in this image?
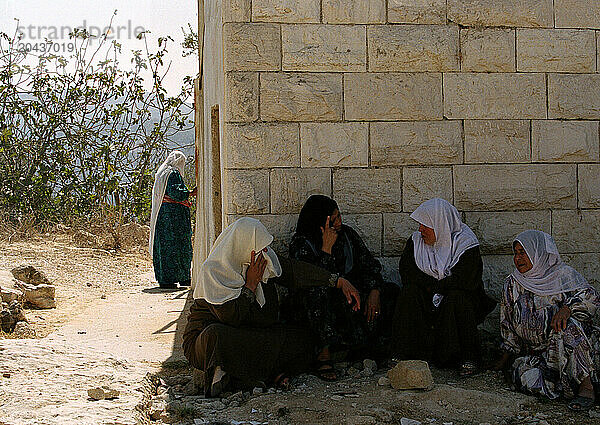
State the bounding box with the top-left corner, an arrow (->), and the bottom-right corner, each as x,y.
0,0 -> 199,95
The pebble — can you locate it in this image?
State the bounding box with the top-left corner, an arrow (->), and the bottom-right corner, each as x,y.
590,409 -> 600,419
400,419 -> 422,425
252,387 -> 263,395
347,367 -> 360,377
87,386 -> 120,400
363,359 -> 377,372
378,377 -> 390,386
331,395 -> 344,401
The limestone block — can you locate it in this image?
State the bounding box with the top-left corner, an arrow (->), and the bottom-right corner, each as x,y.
225,72 -> 258,122
377,256 -> 401,285
11,265 -> 50,286
13,321 -> 35,338
563,254 -> 600,287
368,25 -> 459,72
579,164 -> 600,208
548,74 -> 600,119
345,73 -> 442,121
252,0 -> 320,23
87,386 -> 120,400
387,360 -> 434,390
388,0 -> 446,24
1,287 -> 23,304
225,123 -> 299,168
370,121 -> 462,166
383,213 -> 416,256
460,28 -> 515,72
555,0 -> 600,29
464,120 -> 530,164
333,168 -> 402,213
453,164 -> 577,210
343,214 -> 383,255
16,282 -> 56,309
226,214 -> 298,254
282,25 -> 366,72
300,123 -> 368,167
323,0 -> 386,23
464,211 -> 551,255
553,209 -> 600,253
261,73 -> 342,121
447,0 -> 553,27
223,0 -> 251,22
445,73 -> 546,119
532,121 -> 599,162
482,255 -> 514,301
517,29 -> 596,73
224,23 -> 280,71
225,170 -> 269,214
402,168 -> 453,212
270,168 -> 332,214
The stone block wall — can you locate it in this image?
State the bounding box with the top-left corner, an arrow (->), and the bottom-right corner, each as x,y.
219,0 -> 600,298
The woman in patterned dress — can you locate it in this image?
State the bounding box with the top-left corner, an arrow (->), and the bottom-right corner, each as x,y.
495,230 -> 599,411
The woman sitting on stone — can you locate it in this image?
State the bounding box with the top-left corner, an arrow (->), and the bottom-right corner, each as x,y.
392,198 -> 496,375
183,217 -> 360,397
288,195 -> 397,381
494,230 -> 599,411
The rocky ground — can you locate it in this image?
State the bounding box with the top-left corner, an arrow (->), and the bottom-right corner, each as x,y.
2,235 -> 600,425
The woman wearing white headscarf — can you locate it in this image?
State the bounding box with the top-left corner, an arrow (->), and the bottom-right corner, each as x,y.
150,151 -> 196,288
183,217 -> 360,396
495,230 -> 599,410
392,198 -> 496,374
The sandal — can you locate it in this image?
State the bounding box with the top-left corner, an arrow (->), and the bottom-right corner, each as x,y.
313,359 -> 338,382
568,396 -> 595,412
459,360 -> 479,377
273,373 -> 291,391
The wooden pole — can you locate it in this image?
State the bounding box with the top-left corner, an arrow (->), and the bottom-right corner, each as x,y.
211,105 -> 222,239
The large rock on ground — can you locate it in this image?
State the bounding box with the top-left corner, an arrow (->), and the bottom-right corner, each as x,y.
16,282 -> 56,309
11,265 -> 51,285
13,321 -> 36,338
387,360 -> 434,390
1,286 -> 23,304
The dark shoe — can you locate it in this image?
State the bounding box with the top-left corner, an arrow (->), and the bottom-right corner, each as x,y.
158,283 -> 178,289
568,396 -> 595,411
179,280 -> 191,287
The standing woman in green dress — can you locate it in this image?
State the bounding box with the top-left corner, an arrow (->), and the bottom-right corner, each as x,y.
149,151 -> 197,289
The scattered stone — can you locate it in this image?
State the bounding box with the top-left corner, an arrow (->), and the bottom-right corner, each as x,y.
388,360 -> 434,390
1,286 -> 23,304
378,376 -> 390,386
590,409 -> 600,418
401,419 -> 422,425
252,387 -> 263,395
361,367 -> 374,377
348,367 -> 360,377
192,368 -> 205,393
8,300 -> 26,322
149,401 -> 166,420
183,379 -> 198,395
331,395 -> 344,401
347,415 -> 376,425
0,308 -> 17,333
87,386 -> 120,400
16,282 -> 56,309
363,358 -> 377,372
11,265 -> 51,286
352,361 -> 363,370
13,321 -> 36,338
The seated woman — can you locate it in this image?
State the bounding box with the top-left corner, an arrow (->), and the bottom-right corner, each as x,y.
288,195 -> 397,380
495,230 -> 599,411
183,217 -> 360,397
392,198 -> 496,375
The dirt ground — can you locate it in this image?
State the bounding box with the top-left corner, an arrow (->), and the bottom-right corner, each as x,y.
2,237 -> 600,425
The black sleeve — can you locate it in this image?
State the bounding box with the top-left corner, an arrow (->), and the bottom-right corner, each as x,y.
435,246 -> 483,294
347,226 -> 383,291
274,256 -> 334,289
398,237 -> 438,292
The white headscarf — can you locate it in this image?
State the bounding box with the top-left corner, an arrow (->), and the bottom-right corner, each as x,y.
410,198 -> 479,281
149,151 -> 187,256
511,230 -> 589,296
192,217 -> 282,307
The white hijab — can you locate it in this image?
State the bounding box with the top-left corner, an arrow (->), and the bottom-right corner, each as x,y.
149,151 -> 187,256
193,217 -> 282,307
511,230 -> 589,296
410,198 -> 479,281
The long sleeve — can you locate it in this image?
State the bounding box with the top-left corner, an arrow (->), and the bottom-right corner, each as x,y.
289,235 -> 337,272
346,227 -> 383,291
564,286 -> 600,322
274,257 -> 334,290
500,278 -> 523,354
434,247 -> 483,294
165,170 -> 190,202
398,238 -> 438,292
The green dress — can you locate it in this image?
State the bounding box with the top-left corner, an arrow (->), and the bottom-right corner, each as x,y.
153,170 -> 193,287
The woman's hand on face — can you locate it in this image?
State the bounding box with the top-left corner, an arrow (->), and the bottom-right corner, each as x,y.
365,289 -> 381,323
245,249 -> 267,293
320,216 -> 338,254
337,277 -> 360,312
551,305 -> 571,333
